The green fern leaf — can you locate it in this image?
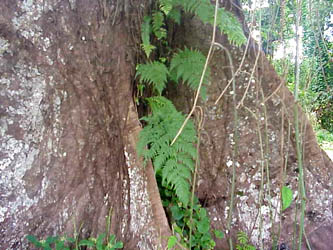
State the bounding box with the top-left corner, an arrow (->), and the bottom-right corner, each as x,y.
146,96 -> 176,113
167,8 -> 181,24
141,16 -> 156,58
141,16 -> 151,44
170,48 -> 209,99
152,11 -> 167,40
141,43 -> 156,59
173,0 -> 200,13
237,231 -> 248,245
217,8 -> 246,46
136,62 -> 169,95
137,96 -> 197,207
173,176 -> 191,206
159,0 -> 173,15
171,0 -> 246,46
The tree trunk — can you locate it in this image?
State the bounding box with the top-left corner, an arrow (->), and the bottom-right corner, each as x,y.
1,0 -> 332,250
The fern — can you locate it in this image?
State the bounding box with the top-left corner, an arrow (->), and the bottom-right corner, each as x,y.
170,47 -> 210,99
237,231 -> 249,245
167,8 -> 181,24
216,8 -> 246,46
137,96 -> 197,207
152,11 -> 167,40
236,232 -> 256,250
159,0 -> 173,15
172,0 -> 201,13
141,16 -> 156,58
170,0 -> 246,46
136,62 -> 169,95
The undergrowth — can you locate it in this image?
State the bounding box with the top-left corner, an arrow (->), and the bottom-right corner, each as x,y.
136,0 -> 245,249
26,233 -> 123,250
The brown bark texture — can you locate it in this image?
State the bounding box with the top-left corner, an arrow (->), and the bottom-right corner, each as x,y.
0,0 -> 332,249
0,0 -> 169,249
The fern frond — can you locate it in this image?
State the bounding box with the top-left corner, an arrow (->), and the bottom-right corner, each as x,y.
237,231 -> 248,245
141,44 -> 156,59
141,16 -> 152,45
162,160 -> 191,206
217,8 -> 247,46
146,96 -> 175,114
136,62 -> 169,95
167,8 -> 181,24
173,176 -> 191,206
177,153 -> 195,171
140,16 -> 156,58
159,0 -> 173,15
170,48 -> 210,99
137,96 -> 197,207
172,0 -> 200,13
171,0 -> 246,46
152,11 -> 167,40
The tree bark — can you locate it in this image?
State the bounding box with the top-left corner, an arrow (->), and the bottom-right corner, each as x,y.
0,0 -> 169,249
1,0 -> 332,250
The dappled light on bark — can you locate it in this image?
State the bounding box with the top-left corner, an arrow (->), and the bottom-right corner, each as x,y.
0,0 -> 332,249
0,0 -> 169,249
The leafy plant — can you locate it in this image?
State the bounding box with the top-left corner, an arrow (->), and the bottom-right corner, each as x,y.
152,11 -> 167,40
78,234 -> 123,250
164,195 -> 220,249
171,0 -> 246,46
136,0 -> 246,248
136,62 -> 169,95
281,186 -> 293,211
316,128 -> 333,145
26,235 -> 72,250
137,96 -> 197,206
235,232 -> 256,250
170,48 -> 210,99
26,233 -> 123,250
140,16 -> 156,58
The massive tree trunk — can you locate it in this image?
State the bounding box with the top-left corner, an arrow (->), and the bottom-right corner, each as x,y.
0,1 -> 170,249
0,0 -> 332,250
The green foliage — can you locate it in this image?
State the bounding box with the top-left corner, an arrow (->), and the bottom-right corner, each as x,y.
167,8 -> 181,24
140,0 -> 246,60
78,234 -> 123,250
152,11 -> 167,40
214,229 -> 224,239
170,48 -> 209,99
236,232 -> 256,250
165,198 -> 218,249
141,16 -> 156,58
159,0 -> 173,15
281,186 -> 293,211
136,61 -> 169,95
26,234 -> 123,250
167,235 -> 177,249
137,96 -> 197,206
171,0 -> 246,46
315,128 -> 333,145
136,0 -> 246,248
136,48 -> 210,97
137,96 -> 221,249
215,8 -> 246,46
